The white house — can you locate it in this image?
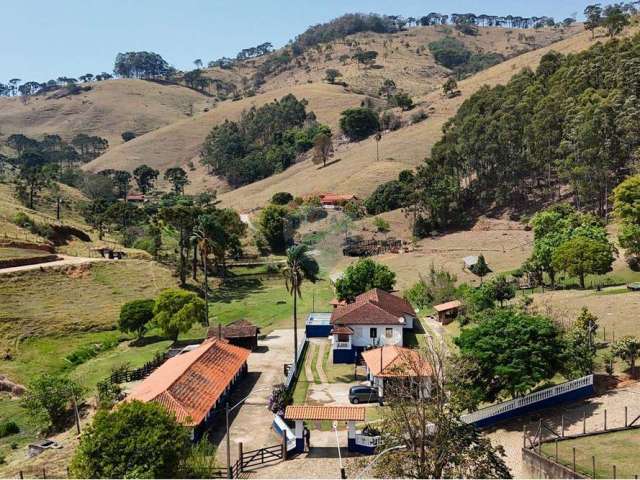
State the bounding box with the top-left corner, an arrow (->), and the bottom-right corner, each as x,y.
330,289 -> 417,364
362,346 -> 433,398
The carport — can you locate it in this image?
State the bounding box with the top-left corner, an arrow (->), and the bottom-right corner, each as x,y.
284,405 -> 366,453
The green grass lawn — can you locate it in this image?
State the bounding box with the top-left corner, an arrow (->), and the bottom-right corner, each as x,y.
321,343 -> 359,383
292,346 -> 312,404
309,343 -> 321,384
541,429 -> 640,479
0,247 -> 51,260
0,393 -> 43,459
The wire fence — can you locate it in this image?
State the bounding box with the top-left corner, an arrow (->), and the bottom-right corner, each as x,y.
525,405 -> 640,479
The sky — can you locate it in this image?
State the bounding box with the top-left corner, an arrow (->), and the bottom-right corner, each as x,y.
0,0 -> 588,82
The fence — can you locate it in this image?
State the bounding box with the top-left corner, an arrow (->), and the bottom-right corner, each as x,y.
523,405 -> 640,479
284,334 -> 308,392
103,352 -> 169,385
462,375 -> 595,428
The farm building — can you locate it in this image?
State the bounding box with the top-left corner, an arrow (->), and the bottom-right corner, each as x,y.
433,300 -> 463,325
362,346 -> 433,398
208,319 -> 260,351
126,338 -> 250,440
330,289 -> 416,364
312,193 -> 357,208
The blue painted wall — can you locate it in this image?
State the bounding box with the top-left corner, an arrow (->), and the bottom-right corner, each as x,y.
306,325 -> 332,338
333,348 -> 356,364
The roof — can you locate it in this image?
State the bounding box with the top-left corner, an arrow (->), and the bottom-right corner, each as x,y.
319,193 -> 357,204
330,298 -> 348,307
362,346 -> 433,378
331,325 -> 354,335
208,319 -> 260,339
331,289 -> 416,326
285,405 -> 366,421
127,338 -> 250,426
463,255 -> 479,267
433,300 -> 463,313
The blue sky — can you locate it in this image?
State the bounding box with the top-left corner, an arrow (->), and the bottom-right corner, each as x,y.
0,0 -> 588,82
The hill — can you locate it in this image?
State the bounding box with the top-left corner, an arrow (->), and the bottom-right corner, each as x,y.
0,79 -> 213,147
217,27 -> 609,211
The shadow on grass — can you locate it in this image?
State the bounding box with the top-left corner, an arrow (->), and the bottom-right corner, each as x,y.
209,278 -> 266,304
316,158 -> 342,170
130,335 -> 167,347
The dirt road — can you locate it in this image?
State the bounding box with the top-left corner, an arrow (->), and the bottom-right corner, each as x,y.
0,255 -> 108,275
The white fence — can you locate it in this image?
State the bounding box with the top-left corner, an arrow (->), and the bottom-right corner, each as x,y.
462,375 -> 594,425
284,335 -> 308,390
355,434 -> 382,448
272,414 -> 297,451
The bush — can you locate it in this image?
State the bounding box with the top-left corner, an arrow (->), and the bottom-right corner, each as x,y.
365,180 -> 406,214
339,108 -> 380,141
12,212 -> 31,227
428,37 -> 471,69
411,110 -> 428,124
388,92 -> 413,111
0,421 -> 20,438
380,111 -> 402,131
65,338 -> 119,366
271,192 -> 294,205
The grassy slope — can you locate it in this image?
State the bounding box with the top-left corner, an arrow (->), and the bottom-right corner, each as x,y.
218,27 -> 606,212
0,79 -> 212,147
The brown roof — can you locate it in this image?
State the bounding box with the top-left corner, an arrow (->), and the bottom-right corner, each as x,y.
433,300 -> 462,313
285,405 -> 366,421
208,319 -> 260,339
127,338 -> 250,426
330,325 -> 354,335
331,289 -> 416,326
320,194 -> 356,204
362,346 -> 433,378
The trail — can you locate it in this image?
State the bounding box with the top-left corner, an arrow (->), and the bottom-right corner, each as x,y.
0,255 -> 109,275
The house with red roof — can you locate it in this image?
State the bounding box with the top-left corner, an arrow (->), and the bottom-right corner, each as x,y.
127,337 -> 250,440
330,289 -> 416,363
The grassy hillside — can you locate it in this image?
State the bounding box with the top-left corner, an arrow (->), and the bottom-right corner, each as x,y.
218,27 -> 612,211
0,79 -> 212,147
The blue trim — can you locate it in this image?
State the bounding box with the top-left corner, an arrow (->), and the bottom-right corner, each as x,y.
295,438 -> 305,454
472,384 -> 596,428
347,438 -> 356,451
333,348 -> 356,364
352,443 -> 376,454
306,325 -> 332,338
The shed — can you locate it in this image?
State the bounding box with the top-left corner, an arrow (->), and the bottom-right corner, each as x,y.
208,320 -> 260,351
306,312 -> 332,337
433,300 -> 463,325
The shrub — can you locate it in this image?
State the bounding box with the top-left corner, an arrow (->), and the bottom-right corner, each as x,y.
12,212 -> 31,227
428,37 -> 471,69
21,375 -> 84,430
365,180 -> 406,214
0,421 -> 20,438
339,108 -> 380,141
380,111 -> 402,131
411,110 -> 428,124
271,192 -> 294,205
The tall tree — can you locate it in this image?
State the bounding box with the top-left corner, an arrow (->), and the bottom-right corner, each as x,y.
164,167 -> 190,195
283,245 -> 319,363
153,289 -> 206,342
133,164 -> 159,194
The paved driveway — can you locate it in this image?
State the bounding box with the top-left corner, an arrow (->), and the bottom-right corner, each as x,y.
213,329 -> 301,465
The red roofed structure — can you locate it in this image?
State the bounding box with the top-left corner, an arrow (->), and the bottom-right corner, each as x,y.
127,338 -> 249,438
330,289 -> 417,364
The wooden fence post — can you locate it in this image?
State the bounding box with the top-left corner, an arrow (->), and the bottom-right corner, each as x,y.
592,456 -> 596,479
561,415 -> 565,437
583,410 -> 587,434
43,467 -> 46,479
573,447 -> 576,474
604,410 -> 607,431
555,438 -> 559,462
19,471 -> 23,479
625,407 -> 628,427
282,434 -> 287,460
238,442 -> 243,473
613,465 -> 616,479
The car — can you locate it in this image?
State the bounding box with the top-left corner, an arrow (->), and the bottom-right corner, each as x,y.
349,385 -> 380,404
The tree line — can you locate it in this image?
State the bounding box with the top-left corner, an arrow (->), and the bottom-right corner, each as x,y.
0,74 -> 113,98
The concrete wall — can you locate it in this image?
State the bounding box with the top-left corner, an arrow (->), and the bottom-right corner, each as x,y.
522,448 -> 586,479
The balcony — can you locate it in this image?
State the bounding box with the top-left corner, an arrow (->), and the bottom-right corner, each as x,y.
335,341 -> 352,350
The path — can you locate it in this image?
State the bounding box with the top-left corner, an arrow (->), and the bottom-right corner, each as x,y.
214,329 -> 302,467
0,254 -> 109,274
316,342 -> 328,383
486,382 -> 640,478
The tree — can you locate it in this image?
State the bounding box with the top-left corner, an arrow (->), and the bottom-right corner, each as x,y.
164,167 -> 189,194
324,69 -> 342,84
335,258 -> 396,301
602,4 -> 629,37
121,131 -> 136,142
470,254 -> 491,285
271,192 -> 293,205
194,58 -> 203,68
311,132 -> 333,167
455,309 -> 563,401
119,299 -> 155,339
257,204 -> 290,253
153,289 -> 206,342
552,237 -> 615,289
283,245 -> 319,363
158,204 -> 200,286
561,308 -> 599,378
614,175 -> 640,224
584,4 -> 603,38
404,264 -> 457,309
371,337 -> 511,479
373,216 -> 390,233
443,77 -> 458,96
612,336 -> 640,377
21,375 -> 83,430
70,401 -> 191,479
352,50 -> 378,68
15,151 -> 51,209
133,164 -> 159,194
486,274 -> 515,307
389,91 -> 414,111
339,108 -> 380,141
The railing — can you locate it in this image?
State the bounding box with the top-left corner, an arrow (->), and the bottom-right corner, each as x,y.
335,341 -> 351,350
101,352 -> 169,385
355,434 -> 382,447
284,334 -> 307,391
462,375 -> 594,425
305,312 -> 332,326
272,414 -> 297,452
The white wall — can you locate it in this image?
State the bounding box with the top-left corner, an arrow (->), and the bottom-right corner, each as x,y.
403,314 -> 415,330
348,324 -> 403,347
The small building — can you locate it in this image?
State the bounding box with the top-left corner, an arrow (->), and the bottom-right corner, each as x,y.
433,300 -> 463,325
362,346 -> 433,398
305,312 -> 332,338
318,193 -> 357,209
127,338 -> 250,440
126,193 -> 146,203
208,319 -> 260,351
330,289 -> 416,364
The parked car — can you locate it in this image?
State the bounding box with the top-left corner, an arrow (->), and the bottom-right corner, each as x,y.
349,385 -> 379,404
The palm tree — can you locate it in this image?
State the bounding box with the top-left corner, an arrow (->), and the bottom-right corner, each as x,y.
283,245 -> 319,364
191,216 -> 215,326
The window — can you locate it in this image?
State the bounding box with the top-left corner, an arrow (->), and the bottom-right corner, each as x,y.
369,327 -> 378,339
385,328 -> 393,338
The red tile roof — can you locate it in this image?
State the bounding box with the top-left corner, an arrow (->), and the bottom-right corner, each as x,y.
320,194 -> 356,205
362,346 -> 433,378
331,289 -> 416,326
285,405 -> 366,421
433,300 -> 462,312
127,338 -> 250,426
207,319 -> 260,339
330,325 -> 354,335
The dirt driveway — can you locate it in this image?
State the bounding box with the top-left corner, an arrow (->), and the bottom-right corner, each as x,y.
213,329 -> 300,465
0,254 -> 108,274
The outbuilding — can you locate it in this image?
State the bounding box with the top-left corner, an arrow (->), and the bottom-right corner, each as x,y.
208,319 -> 260,351
433,300 -> 462,325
